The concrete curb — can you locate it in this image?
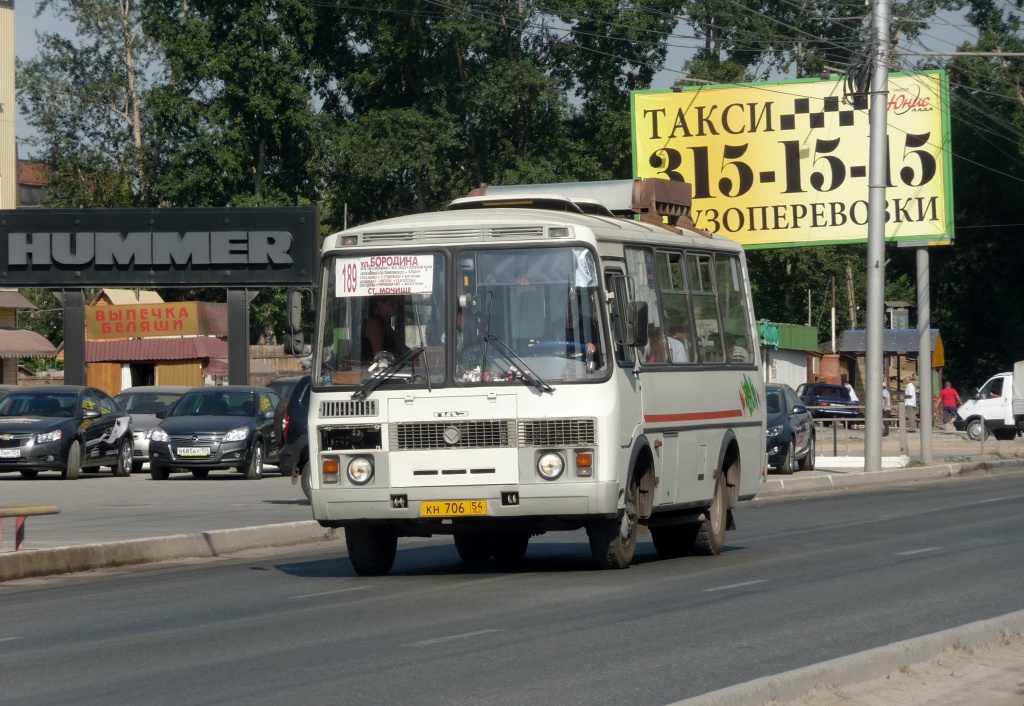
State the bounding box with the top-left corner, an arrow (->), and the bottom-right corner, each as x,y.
0,520 -> 338,582
668,609 -> 1024,706
756,458 -> 1023,498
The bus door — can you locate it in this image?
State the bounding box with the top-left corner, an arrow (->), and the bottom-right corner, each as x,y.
605,267 -> 642,451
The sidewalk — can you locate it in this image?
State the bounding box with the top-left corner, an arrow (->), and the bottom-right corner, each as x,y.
760,423 -> 1024,497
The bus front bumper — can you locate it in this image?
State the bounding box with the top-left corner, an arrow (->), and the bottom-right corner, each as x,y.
311,481 -> 622,527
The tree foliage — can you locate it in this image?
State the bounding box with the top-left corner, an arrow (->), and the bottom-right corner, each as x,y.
13,0 -> 1024,377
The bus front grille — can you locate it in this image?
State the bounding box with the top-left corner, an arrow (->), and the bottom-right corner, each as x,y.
518,419 -> 596,447
320,400 -> 378,418
391,420 -> 516,450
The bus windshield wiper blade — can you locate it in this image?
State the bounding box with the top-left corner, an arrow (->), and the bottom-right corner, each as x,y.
351,346 -> 425,400
483,335 -> 553,393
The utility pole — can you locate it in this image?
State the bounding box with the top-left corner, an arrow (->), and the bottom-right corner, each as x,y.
864,0 -> 890,473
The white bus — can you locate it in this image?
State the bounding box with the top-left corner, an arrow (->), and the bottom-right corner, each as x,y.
309,179 -> 766,575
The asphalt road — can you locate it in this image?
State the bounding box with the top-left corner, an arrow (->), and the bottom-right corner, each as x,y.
1,471 -> 1022,706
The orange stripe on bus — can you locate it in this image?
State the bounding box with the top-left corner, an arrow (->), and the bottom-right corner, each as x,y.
644,410 -> 744,423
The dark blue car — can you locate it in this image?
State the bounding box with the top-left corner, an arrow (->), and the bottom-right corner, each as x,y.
766,383 -> 815,474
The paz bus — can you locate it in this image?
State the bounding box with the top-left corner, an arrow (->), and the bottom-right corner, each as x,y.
307,179 -> 766,575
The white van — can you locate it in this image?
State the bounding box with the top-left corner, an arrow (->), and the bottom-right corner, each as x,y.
954,371 -> 1019,441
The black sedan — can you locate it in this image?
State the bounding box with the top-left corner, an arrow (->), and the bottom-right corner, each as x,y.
148,386 -> 281,480
765,383 -> 816,474
0,386 -> 134,479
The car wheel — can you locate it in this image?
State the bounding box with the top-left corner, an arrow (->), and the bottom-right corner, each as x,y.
112,439 -> 133,477
150,466 -> 170,480
587,471 -> 640,569
242,442 -> 264,480
780,438 -> 796,475
651,522 -> 700,559
453,533 -> 491,562
61,440 -> 82,480
992,429 -> 1016,441
966,418 -> 989,442
345,525 -> 398,576
19,470 -> 38,479
693,473 -> 728,556
191,469 -> 210,479
798,434 -> 816,471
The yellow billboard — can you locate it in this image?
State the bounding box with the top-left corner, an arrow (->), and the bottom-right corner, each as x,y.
632,71 -> 953,248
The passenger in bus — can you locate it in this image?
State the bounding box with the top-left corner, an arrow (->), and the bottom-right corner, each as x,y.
361,295 -> 407,361
668,323 -> 691,363
563,299 -> 602,369
646,325 -> 669,363
727,333 -> 751,363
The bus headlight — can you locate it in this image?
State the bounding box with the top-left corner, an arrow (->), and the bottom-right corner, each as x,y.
537,452 -> 564,480
347,457 -> 374,485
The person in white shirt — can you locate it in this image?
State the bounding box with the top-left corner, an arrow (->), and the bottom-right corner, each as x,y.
844,382 -> 859,403
904,377 -> 917,431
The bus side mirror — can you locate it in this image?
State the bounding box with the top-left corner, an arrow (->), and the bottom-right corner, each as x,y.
286,288 -> 302,332
626,301 -> 649,347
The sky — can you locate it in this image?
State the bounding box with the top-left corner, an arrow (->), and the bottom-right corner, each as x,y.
12,2 -> 975,151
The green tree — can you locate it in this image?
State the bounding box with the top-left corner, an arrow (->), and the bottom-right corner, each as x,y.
17,0 -> 160,206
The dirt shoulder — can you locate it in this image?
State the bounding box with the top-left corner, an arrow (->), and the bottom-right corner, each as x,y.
783,633 -> 1024,706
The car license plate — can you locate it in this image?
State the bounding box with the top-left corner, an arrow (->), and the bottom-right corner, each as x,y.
177,447 -> 211,457
420,500 -> 487,517
0,449 -> 20,459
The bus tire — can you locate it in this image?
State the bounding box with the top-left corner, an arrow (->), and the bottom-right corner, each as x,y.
587,472 -> 639,569
651,523 -> 699,559
693,473 -> 728,556
491,533 -> 530,562
346,525 -> 397,576
454,534 -> 491,562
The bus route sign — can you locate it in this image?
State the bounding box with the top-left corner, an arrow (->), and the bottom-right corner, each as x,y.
631,71 -> 953,248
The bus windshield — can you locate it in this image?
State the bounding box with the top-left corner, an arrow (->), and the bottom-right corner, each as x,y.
315,246 -> 608,387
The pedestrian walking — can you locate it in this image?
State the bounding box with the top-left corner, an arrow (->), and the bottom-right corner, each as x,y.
937,381 -> 962,427
904,376 -> 917,431
882,383 -> 892,436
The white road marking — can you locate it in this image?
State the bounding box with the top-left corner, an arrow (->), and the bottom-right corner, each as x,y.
297,586 -> 371,599
897,547 -> 943,556
703,580 -> 767,593
0,637 -> 24,643
404,629 -> 503,647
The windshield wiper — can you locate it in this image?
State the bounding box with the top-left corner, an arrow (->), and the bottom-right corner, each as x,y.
483,334 -> 553,393
351,346 -> 425,400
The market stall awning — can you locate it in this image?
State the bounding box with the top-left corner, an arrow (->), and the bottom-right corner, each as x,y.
0,329 -> 58,358
84,336 -> 228,363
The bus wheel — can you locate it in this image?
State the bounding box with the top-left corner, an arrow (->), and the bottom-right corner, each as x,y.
693,474 -> 727,556
345,525 -> 397,576
454,534 -> 491,562
587,473 -> 639,569
491,533 -> 530,562
651,523 -> 699,559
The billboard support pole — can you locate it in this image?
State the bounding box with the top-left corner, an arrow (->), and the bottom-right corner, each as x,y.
864,0 -> 891,473
227,290 -> 252,386
63,290 -> 87,387
917,247 -> 933,463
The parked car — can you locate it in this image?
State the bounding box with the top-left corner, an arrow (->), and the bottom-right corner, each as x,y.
267,375 -> 304,404
765,383 -> 815,474
0,385 -> 133,479
274,374 -> 311,499
114,386 -> 192,472
795,382 -> 859,419
148,385 -> 281,480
